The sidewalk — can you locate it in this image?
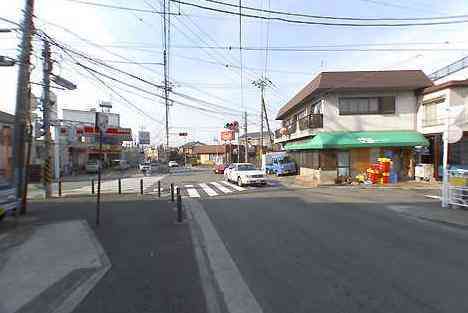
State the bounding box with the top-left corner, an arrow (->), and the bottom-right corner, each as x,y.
385,201 -> 468,228
274,174 -> 441,191
0,197 -> 207,313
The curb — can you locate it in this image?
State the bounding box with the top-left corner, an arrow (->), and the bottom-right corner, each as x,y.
52,220 -> 111,313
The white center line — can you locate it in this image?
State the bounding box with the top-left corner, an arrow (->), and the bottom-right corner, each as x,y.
220,180 -> 246,191
211,182 -> 232,193
199,183 -> 218,196
187,188 -> 201,198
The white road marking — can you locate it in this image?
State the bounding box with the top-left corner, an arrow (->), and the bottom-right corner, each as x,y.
199,183 -> 218,197
220,180 -> 246,191
187,188 -> 201,198
185,184 -> 194,188
187,200 -> 264,313
424,194 -> 441,200
211,182 -> 232,193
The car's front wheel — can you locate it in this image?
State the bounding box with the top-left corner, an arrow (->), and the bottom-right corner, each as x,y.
237,177 -> 243,187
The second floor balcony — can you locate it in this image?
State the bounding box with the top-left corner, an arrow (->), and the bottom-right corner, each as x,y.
299,114 -> 323,131
275,114 -> 323,142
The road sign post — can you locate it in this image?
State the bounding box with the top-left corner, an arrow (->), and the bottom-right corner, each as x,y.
95,112 -> 108,225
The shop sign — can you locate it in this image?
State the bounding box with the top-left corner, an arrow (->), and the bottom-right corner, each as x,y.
221,130 -> 235,141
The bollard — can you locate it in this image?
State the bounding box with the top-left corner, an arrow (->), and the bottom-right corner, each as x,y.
158,181 -> 161,197
176,187 -> 183,223
118,178 -> 122,194
171,183 -> 174,202
91,179 -> 95,194
58,177 -> 62,197
140,178 -> 144,195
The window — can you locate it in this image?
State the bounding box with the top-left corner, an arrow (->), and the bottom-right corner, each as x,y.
289,151 -> 319,169
339,96 -> 395,115
310,99 -> 322,114
297,109 -> 307,119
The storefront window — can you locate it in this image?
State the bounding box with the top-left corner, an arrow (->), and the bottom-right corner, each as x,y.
450,135 -> 468,166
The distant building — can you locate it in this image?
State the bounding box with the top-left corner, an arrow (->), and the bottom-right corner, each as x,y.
179,141 -> 206,157
0,111 -> 14,181
238,132 -> 274,147
57,108 -> 132,175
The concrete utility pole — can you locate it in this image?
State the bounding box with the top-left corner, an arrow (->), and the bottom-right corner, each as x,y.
243,111 -> 248,162
162,0 -> 170,158
42,39 -> 53,198
12,0 -> 35,208
262,97 -> 274,146
253,77 -> 272,164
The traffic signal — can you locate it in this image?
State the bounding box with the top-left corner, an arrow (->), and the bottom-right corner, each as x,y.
224,121 -> 239,131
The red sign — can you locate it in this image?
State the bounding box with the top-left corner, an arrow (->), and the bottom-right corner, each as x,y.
82,127 -> 132,141
221,130 -> 235,141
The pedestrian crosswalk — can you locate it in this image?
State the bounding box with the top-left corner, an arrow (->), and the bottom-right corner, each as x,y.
180,181 -> 255,198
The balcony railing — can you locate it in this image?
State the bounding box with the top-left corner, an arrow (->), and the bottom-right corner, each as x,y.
288,122 -> 297,134
275,129 -> 282,139
299,114 -> 323,131
422,118 -> 443,127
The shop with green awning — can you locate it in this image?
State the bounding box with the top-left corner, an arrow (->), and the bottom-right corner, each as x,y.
284,130 -> 429,151
284,131 -> 429,184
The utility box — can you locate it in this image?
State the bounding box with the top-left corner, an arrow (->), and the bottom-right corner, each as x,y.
415,163 -> 434,181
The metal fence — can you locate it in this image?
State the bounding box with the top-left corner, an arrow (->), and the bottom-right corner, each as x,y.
448,169 -> 468,208
429,55 -> 468,81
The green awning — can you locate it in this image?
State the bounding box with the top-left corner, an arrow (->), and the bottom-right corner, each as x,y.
284,130 -> 429,150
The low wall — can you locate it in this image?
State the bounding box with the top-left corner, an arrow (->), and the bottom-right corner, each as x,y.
296,167 -> 337,186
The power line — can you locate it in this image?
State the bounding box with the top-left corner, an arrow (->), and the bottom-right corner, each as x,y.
197,0 -> 466,21
172,0 -> 468,27
0,16 -> 21,28
63,0 -> 181,15
73,61 -> 243,117
95,60 -> 164,65
61,43 -> 165,125
130,4 -> 250,113
42,30 -> 246,117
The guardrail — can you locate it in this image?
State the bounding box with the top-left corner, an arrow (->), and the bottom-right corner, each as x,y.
448,169 -> 468,208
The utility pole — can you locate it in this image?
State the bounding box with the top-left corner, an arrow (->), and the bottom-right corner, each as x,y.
262,97 -> 274,146
243,111 -> 248,162
162,0 -> 170,160
12,0 -> 35,209
42,39 -> 53,198
260,95 -> 264,158
252,77 -> 272,166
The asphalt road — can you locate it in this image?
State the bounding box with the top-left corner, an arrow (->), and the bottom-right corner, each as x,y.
199,187 -> 468,313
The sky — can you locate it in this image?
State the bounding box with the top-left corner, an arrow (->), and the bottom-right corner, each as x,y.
1,0 -> 468,146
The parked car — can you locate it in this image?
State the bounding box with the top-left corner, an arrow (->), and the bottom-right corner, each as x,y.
168,161 -> 179,168
213,163 -> 228,174
264,152 -> 297,176
139,161 -> 152,173
85,160 -> 99,173
224,163 -> 266,187
0,183 -> 17,221
113,159 -> 130,171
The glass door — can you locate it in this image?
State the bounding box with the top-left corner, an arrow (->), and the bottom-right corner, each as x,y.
337,151 -> 350,177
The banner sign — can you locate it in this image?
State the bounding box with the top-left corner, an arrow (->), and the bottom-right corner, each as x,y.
138,131 -> 151,145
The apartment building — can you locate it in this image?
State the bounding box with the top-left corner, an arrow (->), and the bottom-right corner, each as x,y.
275,70 -> 432,184
417,79 -> 468,178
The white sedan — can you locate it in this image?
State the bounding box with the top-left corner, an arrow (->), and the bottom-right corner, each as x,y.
224,163 -> 266,187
